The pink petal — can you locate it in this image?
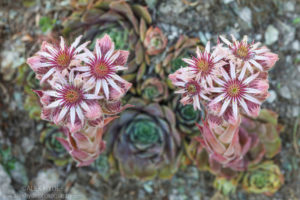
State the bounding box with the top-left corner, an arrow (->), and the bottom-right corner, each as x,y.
73,132 -> 90,150
76,159 -> 96,167
84,102 -> 102,120
97,34 -> 114,57
112,50 -> 129,66
27,56 -> 42,72
56,137 -> 71,152
71,149 -> 90,161
67,121 -> 82,133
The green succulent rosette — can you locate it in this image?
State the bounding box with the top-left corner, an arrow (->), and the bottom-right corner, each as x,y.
16,64 -> 41,120
40,125 -> 71,166
213,175 -> 241,196
241,109 -> 283,167
63,0 -> 152,84
242,161 -> 284,196
171,95 -> 205,136
89,26 -> 130,50
91,154 -> 113,180
106,98 -> 182,180
137,77 -> 168,103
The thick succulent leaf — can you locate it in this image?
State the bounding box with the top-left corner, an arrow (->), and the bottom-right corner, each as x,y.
263,139 -> 281,158
93,0 -> 113,9
82,9 -> 105,24
174,38 -> 199,58
98,10 -> 125,22
135,41 -> 144,65
136,62 -> 146,81
121,73 -> 136,82
139,18 -> 147,42
258,109 -> 278,125
132,4 -> 152,24
110,1 -> 139,33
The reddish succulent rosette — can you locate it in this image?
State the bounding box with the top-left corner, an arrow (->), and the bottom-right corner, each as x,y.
143,26 -> 167,56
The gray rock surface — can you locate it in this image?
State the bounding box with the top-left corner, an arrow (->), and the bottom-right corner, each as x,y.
66,184 -> 88,200
238,7 -> 252,27
31,168 -> 61,198
0,165 -> 21,200
265,25 -> 279,45
267,90 -> 277,103
279,86 -> 292,100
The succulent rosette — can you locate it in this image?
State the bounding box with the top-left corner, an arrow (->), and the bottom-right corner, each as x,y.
170,96 -> 205,136
138,77 -> 168,102
242,161 -> 284,196
187,109 -> 282,178
213,175 -> 241,196
57,126 -> 106,167
40,125 -> 71,166
143,26 -> 167,56
106,98 -> 182,180
240,109 -> 283,166
196,114 -> 252,173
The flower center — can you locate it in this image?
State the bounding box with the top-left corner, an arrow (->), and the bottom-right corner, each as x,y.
227,83 -> 241,97
236,45 -> 249,59
94,62 -> 110,78
64,89 -> 81,104
56,52 -> 71,68
197,59 -> 210,73
186,81 -> 200,96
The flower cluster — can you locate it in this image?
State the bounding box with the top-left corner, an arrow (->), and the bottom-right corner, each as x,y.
169,35 -> 278,170
27,34 -> 131,166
